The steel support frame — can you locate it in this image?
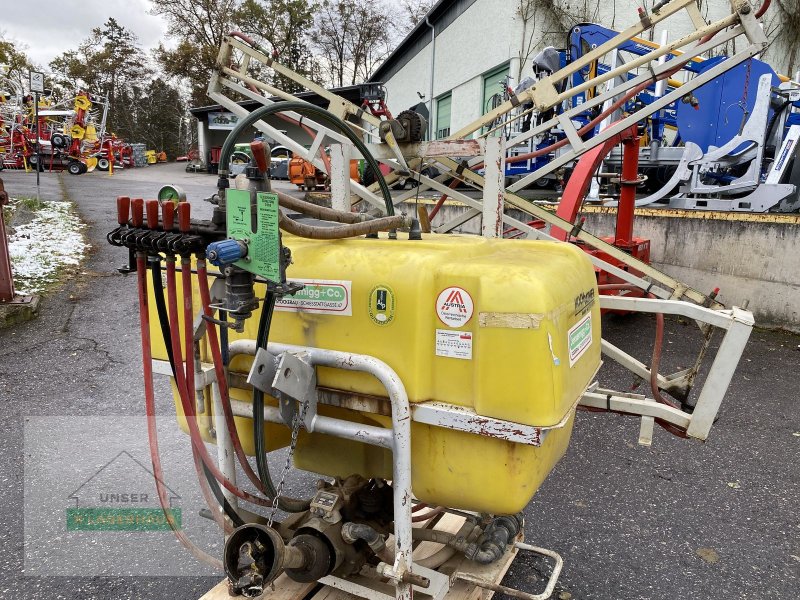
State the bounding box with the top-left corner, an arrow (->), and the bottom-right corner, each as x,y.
408,170 -> 672,300
592,296 -> 754,440
223,342 -> 415,600
221,340 -> 577,599
206,2 -> 763,310
208,73 -> 481,214
404,43 -> 763,305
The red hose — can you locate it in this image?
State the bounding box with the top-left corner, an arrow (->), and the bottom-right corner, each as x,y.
428,177 -> 460,221
179,261 -> 232,532
136,253 -> 223,569
192,451 -> 232,534
648,296 -> 688,438
165,258 -> 272,507
412,507 -> 445,522
182,257 -> 195,428
195,259 -> 277,499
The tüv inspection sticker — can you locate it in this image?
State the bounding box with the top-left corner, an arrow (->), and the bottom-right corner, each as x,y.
436,286 -> 474,328
275,279 -> 352,316
435,329 -> 473,360
568,312 -> 592,367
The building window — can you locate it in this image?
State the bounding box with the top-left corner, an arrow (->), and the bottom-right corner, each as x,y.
436,93 -> 452,139
482,64 -> 510,135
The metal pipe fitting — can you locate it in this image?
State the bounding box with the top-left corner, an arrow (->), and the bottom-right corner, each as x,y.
463,514 -> 524,565
341,522 -> 394,564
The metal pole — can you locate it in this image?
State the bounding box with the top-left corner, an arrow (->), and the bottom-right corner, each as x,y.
482,136 -> 505,238
34,92 -> 40,201
616,135 -> 640,245
425,17 -> 435,140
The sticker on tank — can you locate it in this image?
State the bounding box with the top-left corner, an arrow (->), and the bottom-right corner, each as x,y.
436,286 -> 474,328
368,284 -> 396,325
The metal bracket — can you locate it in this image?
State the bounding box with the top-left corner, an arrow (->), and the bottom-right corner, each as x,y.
272,351 -> 318,432
247,347 -> 279,393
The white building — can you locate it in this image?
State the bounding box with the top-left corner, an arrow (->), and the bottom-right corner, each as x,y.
369,0 -> 785,141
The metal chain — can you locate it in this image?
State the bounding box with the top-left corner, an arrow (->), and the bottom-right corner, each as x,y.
267,398 -> 309,528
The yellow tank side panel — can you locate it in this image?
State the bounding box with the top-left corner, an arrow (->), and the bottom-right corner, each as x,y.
148,233 -> 600,514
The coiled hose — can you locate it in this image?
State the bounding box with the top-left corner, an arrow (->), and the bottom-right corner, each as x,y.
217,101 -> 395,216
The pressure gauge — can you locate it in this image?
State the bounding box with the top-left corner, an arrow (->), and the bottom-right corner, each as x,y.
157,184 -> 187,203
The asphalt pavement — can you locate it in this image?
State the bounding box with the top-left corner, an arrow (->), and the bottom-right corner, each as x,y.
0,163 -> 797,599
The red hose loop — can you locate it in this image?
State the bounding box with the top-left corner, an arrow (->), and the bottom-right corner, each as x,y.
136,253 -> 224,569
165,259 -> 272,507
196,260 -> 277,498
412,507 -> 445,522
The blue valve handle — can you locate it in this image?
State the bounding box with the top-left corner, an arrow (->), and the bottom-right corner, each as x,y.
206,239 -> 248,266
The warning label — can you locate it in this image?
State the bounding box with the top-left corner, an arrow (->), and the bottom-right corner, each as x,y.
568,313 -> 592,367
435,329 -> 473,360
275,279 -> 352,316
436,286 -> 474,328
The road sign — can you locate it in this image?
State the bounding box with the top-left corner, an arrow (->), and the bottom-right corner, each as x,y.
30,71 -> 44,93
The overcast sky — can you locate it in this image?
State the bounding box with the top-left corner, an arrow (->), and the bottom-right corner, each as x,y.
1,0 -> 169,68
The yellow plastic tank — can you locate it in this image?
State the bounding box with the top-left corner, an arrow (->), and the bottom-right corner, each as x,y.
151,233 -> 601,515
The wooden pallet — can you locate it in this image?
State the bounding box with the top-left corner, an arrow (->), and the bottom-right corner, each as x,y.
201,513 -> 519,600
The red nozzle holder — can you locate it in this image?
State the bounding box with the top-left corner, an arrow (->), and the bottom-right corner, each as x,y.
251,140 -> 269,174
131,198 -> 144,227
146,199 -> 159,229
162,201 -> 175,231
177,202 -> 191,233
116,196 -> 131,225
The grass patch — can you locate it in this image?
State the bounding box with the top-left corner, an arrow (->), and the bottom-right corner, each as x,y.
6,198 -> 89,295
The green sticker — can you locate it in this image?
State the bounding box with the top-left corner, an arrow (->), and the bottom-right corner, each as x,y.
227,189 -> 281,282
368,284 -> 396,326
568,313 -> 592,367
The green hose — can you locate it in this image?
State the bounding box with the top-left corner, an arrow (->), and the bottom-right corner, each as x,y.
218,101 -> 395,215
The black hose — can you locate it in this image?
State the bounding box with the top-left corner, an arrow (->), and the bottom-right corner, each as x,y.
151,258 -> 244,527
253,291 -> 278,500
217,101 -> 395,215
202,461 -> 246,527
150,258 -> 175,372
464,515 -> 523,565
252,291 -> 310,513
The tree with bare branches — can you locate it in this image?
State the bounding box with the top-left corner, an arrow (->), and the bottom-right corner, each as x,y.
313,0 -> 395,87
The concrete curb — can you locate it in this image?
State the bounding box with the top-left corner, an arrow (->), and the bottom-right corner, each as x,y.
0,295 -> 41,328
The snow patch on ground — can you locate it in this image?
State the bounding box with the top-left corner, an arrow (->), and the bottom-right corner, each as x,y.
7,200 -> 89,295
